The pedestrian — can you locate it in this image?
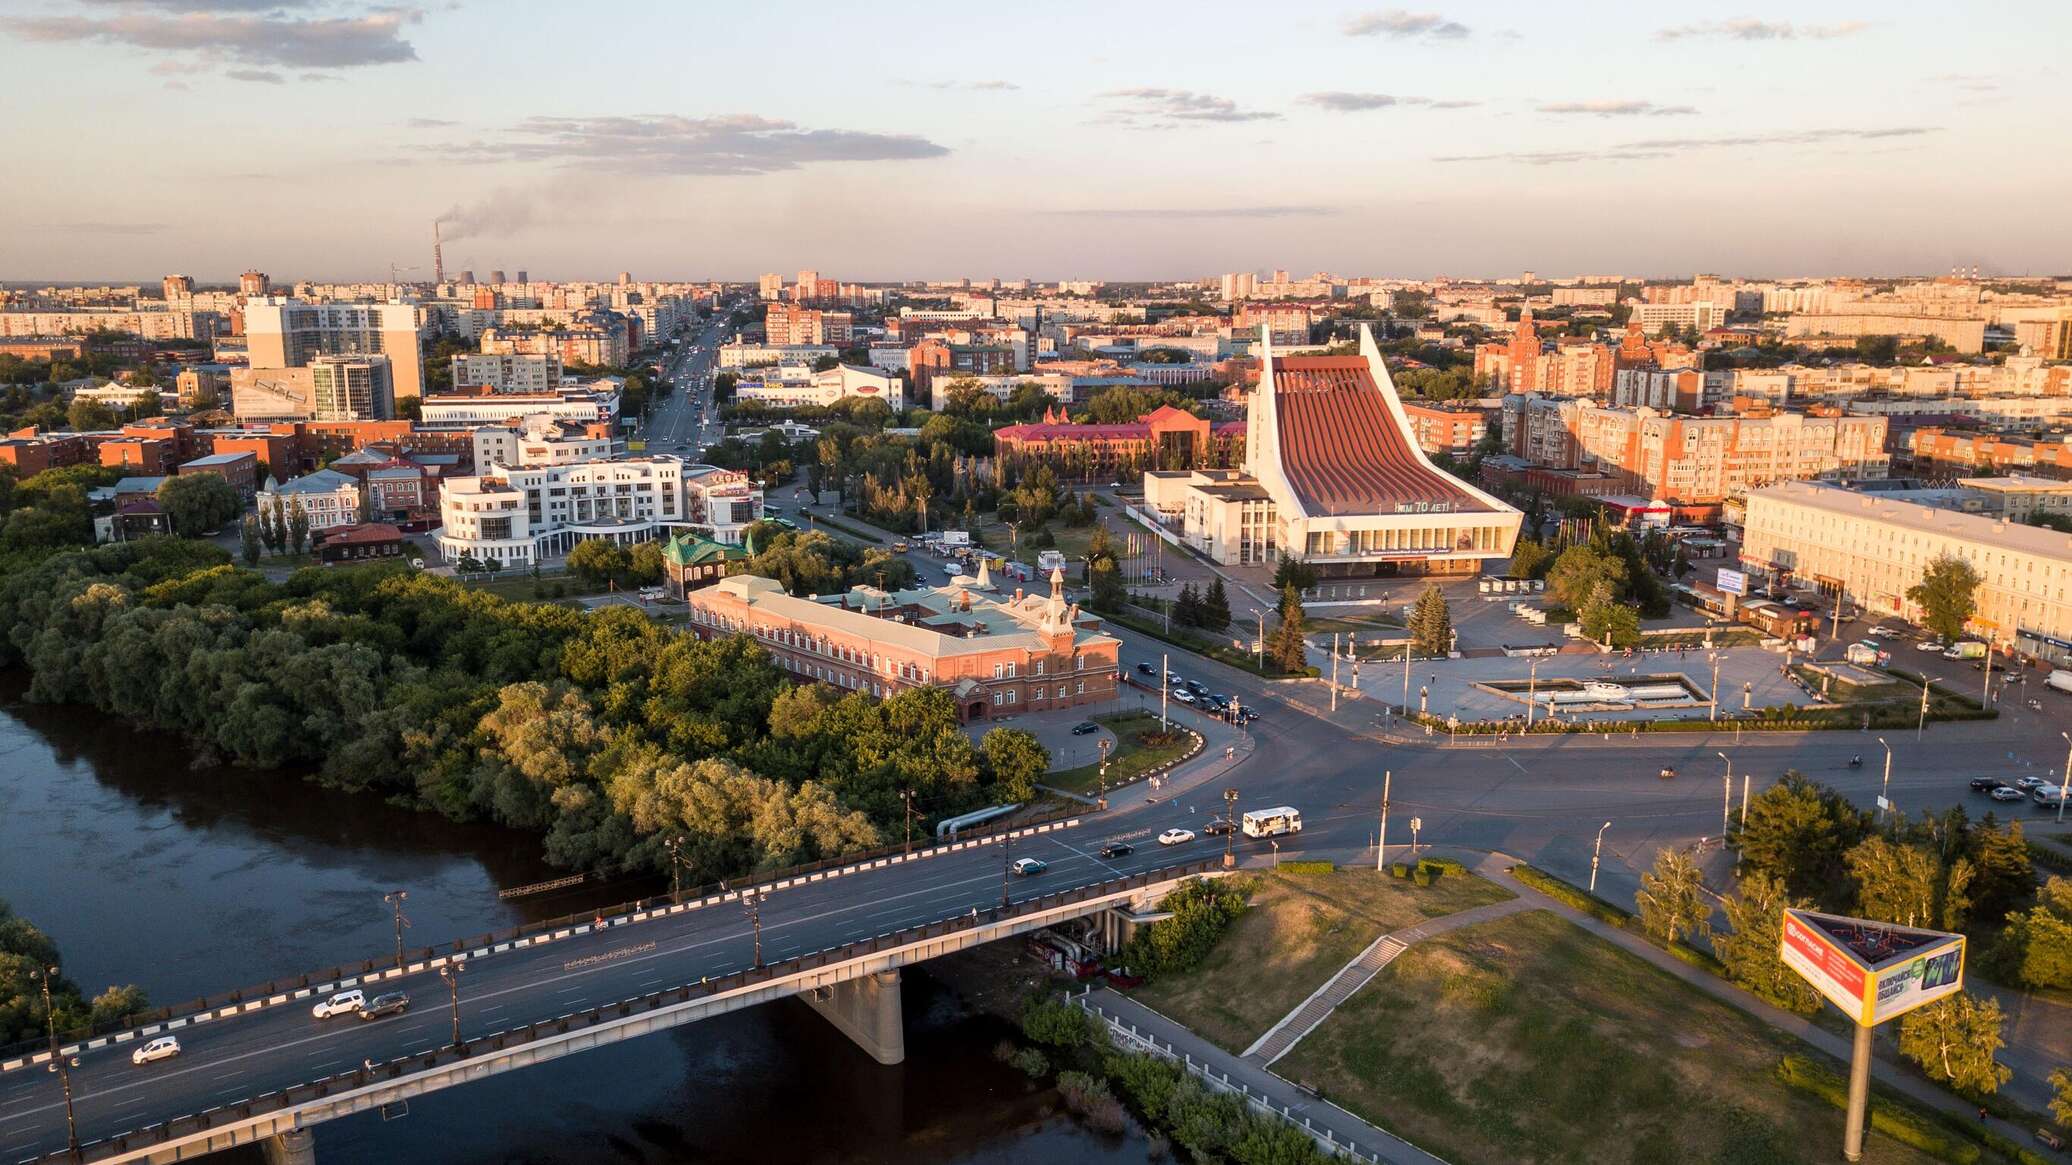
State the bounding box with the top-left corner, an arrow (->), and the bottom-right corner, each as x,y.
1978,1106 -> 1988,1125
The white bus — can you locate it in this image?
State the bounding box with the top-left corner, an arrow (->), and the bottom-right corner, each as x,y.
1241,806 -> 1302,838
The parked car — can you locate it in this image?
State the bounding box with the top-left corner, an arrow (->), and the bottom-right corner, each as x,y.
131,1036 -> 181,1066
311,989 -> 366,1019
1915,640 -> 1945,653
1136,662 -> 1156,676
1010,857 -> 1048,876
1989,785 -> 2027,803
2013,775 -> 2048,793
1203,818 -> 1236,836
1184,680 -> 1209,696
1158,828 -> 1196,846
1173,689 -> 1196,704
1969,776 -> 2005,793
358,992 -> 411,1021
1097,842 -> 1134,859
1868,625 -> 1897,637
1071,721 -> 1100,736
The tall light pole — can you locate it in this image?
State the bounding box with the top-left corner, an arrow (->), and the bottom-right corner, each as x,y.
1376,771 -> 1392,872
663,835 -> 687,899
1160,652 -> 1170,730
901,789 -> 916,855
1916,672 -> 1930,739
1526,656 -> 1541,729
1590,822 -> 1612,895
32,967 -> 79,1161
1876,737 -> 1893,823
1000,835 -> 1014,909
1223,788 -> 1239,869
383,890 -> 410,969
1709,653 -> 1721,723
742,889 -> 764,969
1097,738 -> 1112,808
2059,732 -> 2071,825
1717,751 -> 1732,837
439,962 -> 464,1049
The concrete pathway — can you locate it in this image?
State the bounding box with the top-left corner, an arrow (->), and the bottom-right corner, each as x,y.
1075,986 -> 1448,1165
1477,854 -> 2061,1148
1242,861 -> 1533,1066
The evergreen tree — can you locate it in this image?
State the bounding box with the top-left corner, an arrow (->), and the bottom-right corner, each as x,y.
1267,585 -> 1309,674
239,515 -> 261,566
1088,556 -> 1125,612
1174,583 -> 1202,628
1409,585 -> 1452,657
288,498 -> 310,555
1201,578 -> 1231,631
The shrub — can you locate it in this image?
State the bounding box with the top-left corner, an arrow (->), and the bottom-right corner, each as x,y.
1122,876 -> 1252,977
1056,1070 -> 1129,1134
1419,856 -> 1466,878
1009,1046 -> 1050,1078
1411,867 -> 1432,886
1389,862 -> 1409,879
1510,864 -> 1632,926
1278,860 -> 1335,875
1021,997 -> 1092,1048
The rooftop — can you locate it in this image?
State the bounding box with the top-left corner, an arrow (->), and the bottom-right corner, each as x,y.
1269,355 -> 1489,517
705,574 -> 1114,660
1753,480 -> 2072,562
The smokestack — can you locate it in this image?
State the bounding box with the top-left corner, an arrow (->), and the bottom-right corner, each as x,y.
433,221 -> 445,285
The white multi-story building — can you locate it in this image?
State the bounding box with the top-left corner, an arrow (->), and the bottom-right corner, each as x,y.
452,352 -> 562,393
436,456 -> 762,566
1741,480 -> 2072,664
418,386 -> 619,428
471,414 -> 616,471
734,363 -> 903,410
1630,301 -> 1726,336
718,342 -> 839,369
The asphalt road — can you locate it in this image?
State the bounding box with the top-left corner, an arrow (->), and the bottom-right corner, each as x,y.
642,307 -> 735,454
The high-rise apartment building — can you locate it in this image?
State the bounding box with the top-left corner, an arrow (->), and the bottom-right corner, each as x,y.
764,303 -> 852,346
759,272 -> 784,300
309,355 -> 395,421
239,271 -> 269,296
243,297 -> 425,400
162,274 -> 195,301
452,351 -> 563,394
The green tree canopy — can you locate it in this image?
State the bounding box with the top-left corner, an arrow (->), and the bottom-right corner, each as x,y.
1546,544 -> 1627,611
156,473 -> 240,538
1906,554 -> 1981,643
1636,847 -> 1711,946
1896,992 -> 2011,1096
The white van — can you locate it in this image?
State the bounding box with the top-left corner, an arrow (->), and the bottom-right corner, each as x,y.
1241,806 -> 1303,838
2047,669 -> 2072,695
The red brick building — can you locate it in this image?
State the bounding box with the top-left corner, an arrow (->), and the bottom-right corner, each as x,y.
0,428 -> 92,476
993,405 -> 1245,478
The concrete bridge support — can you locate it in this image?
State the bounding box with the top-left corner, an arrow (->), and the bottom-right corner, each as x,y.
262,1128 -> 315,1165
804,969 -> 905,1065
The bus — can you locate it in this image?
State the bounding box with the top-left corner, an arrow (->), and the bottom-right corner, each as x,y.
1241,806 -> 1302,838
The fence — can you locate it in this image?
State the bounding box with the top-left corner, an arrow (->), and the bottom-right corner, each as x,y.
25,861 -> 1223,1165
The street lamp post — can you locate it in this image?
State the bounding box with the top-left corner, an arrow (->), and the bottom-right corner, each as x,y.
663,835 -> 687,900
1376,770 -> 1391,872
1709,653 -> 1721,723
901,789 -> 916,855
1877,737 -> 1893,823
33,967 -> 80,1161
742,889 -> 764,969
1223,788 -> 1239,869
1000,836 -> 1014,909
1526,656 -> 1541,729
1717,752 -> 1732,837
439,962 -> 464,1050
1590,822 -> 1612,895
383,890 -> 410,969
1097,738 -> 1112,808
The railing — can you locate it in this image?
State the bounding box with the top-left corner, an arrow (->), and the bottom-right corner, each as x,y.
24,859 -> 1220,1165
0,804 -> 1082,1072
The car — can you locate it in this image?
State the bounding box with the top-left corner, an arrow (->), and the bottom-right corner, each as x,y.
1071,721 -> 1100,736
311,989 -> 366,1019
1203,818 -> 1235,836
1990,785 -> 2027,802
1167,673 -> 1186,687
1235,708 -> 1259,724
358,992 -> 410,1020
1916,640 -> 1945,653
1010,857 -> 1048,876
131,1036 -> 181,1066
1172,689 -> 1196,704
1184,680 -> 1209,696
1136,662 -> 1156,676
1158,828 -> 1196,846
1868,625 -> 1897,637
2013,775 -> 2049,793
1097,842 -> 1134,859
1969,776 -> 2005,793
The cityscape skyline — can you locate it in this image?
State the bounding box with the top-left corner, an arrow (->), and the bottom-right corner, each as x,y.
6,0 -> 2070,281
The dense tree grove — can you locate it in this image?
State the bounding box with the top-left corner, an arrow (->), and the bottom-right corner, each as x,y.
0,534 -> 1042,882
0,899 -> 148,1047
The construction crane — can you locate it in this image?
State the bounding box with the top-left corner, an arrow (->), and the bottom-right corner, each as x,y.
389,263 -> 420,284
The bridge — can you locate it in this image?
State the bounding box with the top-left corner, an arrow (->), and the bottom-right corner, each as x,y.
0,816 -> 1222,1164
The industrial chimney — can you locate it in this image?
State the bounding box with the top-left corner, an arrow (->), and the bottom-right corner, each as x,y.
432,221 -> 445,285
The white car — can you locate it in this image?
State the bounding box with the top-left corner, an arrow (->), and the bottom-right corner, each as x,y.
1158,828 -> 1196,846
1173,690 -> 1196,704
1868,625 -> 1897,637
311,989 -> 366,1019
1915,640 -> 1945,653
131,1036 -> 181,1066
1010,857 -> 1049,876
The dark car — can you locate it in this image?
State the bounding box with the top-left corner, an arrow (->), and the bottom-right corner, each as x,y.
1968,776 -> 2004,793
1184,680 -> 1209,696
1136,662 -> 1156,676
1071,721 -> 1100,736
1097,842 -> 1134,859
358,992 -> 410,1021
1203,818 -> 1236,836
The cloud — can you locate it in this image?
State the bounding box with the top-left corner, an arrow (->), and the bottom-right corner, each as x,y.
913,79 -> 1019,91
80,0 -> 323,8
1341,9 -> 1469,39
439,114 -> 951,177
1041,205 -> 1335,219
405,116 -> 457,128
1299,91 -> 1480,112
1655,18 -> 1870,41
1435,125 -> 1933,165
40,221 -> 170,235
224,67 -> 284,83
1538,100 -> 1698,117
1096,87 -> 1278,126
7,7 -> 420,69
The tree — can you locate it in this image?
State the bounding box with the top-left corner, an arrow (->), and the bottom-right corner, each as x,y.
1732,772 -> 1871,907
980,728 -> 1047,802
567,539 -> 632,587
1996,877 -> 2072,989
1200,578 -> 1231,632
1409,585 -> 1452,656
287,498 -> 310,554
66,396 -> 117,431
1635,847 -> 1711,946
155,473 -> 240,538
1174,583 -> 1203,628
1546,544 -> 1627,611
1508,537 -> 1555,581
1266,585 -> 1309,674
1897,992 -> 2011,1096
1577,582 -> 1641,649
1846,834 -> 1973,931
1087,555 -> 1125,612
2051,1067 -> 2072,1129
1907,554 -> 1981,644
1270,557 -> 1317,593
1715,871 -> 1821,1013
239,515 -> 261,566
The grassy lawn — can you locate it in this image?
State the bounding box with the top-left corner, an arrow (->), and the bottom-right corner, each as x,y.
966,514 -> 1099,565
1306,613 -> 1405,639
1046,711 -> 1194,794
1279,909 -> 1947,1165
1134,866 -> 1513,1054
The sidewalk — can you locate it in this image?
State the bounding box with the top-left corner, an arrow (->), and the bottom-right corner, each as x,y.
1075,986 -> 1448,1165
1477,855 -> 2060,1144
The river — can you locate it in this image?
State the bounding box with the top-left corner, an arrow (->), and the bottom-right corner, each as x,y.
0,675 -> 1154,1164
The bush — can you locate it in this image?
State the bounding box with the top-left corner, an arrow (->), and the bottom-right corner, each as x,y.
1418,856 -> 1466,879
1412,867 -> 1432,886
1056,1070 -> 1129,1134
1122,876 -> 1252,977
1389,862 -> 1409,879
1510,865 -> 1632,926
1774,1054 -> 1982,1163
1021,997 -> 1093,1048
1278,860 -> 1335,875
1009,1046 -> 1050,1077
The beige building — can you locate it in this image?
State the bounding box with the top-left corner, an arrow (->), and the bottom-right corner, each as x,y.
1784,313 -> 1987,354
244,298 -> 424,400
1741,480 -> 2072,664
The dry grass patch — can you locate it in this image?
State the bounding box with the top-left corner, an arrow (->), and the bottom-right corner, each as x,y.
1133,865 -> 1511,1053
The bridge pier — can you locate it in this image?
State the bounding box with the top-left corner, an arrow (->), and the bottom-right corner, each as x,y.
804,969 -> 905,1065
261,1128 -> 315,1165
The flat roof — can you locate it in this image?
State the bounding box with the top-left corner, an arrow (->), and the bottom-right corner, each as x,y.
1753,480 -> 2072,563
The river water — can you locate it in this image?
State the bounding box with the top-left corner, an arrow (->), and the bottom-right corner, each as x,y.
0,675 -> 1152,1164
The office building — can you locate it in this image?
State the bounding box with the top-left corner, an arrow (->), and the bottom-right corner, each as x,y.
243,298 -> 424,400
310,355 -> 395,421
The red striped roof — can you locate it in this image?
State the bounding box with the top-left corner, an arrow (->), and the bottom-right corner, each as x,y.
1271,357 -> 1485,517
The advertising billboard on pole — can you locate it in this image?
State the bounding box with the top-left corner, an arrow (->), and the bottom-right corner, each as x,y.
1869,936 -> 1965,1024
1780,910 -> 1868,1018
1717,568 -> 1748,596
1779,909 -> 1966,1027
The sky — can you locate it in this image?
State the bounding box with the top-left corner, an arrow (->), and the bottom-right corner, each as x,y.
2,0 -> 2067,283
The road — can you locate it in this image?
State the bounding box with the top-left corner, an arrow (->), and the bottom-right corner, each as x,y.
641,303 -> 736,455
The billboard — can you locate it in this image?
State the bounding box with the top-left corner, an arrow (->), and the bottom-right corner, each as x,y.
1780,909 -> 1966,1027
1717,568 -> 1748,596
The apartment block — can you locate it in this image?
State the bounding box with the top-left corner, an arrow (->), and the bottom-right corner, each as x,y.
452,351 -> 563,393
244,298 -> 424,400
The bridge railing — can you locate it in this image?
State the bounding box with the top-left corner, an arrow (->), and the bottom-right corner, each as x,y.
28,858 -> 1219,1165
0,804 -> 1081,1072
